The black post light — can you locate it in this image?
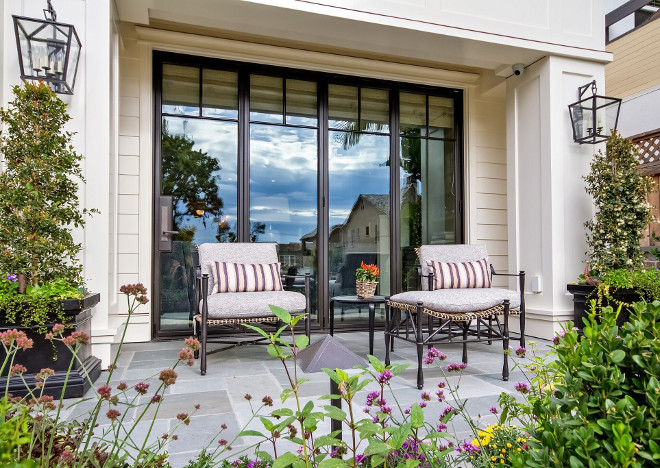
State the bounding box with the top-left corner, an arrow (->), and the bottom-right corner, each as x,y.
568,80 -> 622,144
13,0 -> 82,94
297,335 -> 366,442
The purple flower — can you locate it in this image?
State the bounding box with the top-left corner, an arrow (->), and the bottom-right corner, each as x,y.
440,406 -> 455,419
6,274 -> 17,282
457,441 -> 481,453
446,362 -> 467,372
375,397 -> 387,406
437,381 -> 446,389
515,346 -> 526,357
489,406 -> 498,415
436,390 -> 445,402
514,382 -> 530,394
436,423 -> 447,432
365,391 -> 379,406
419,401 -> 427,408
355,454 -> 365,464
404,408 -> 411,415
380,405 -> 392,414
363,407 -> 371,414
372,415 -> 379,423
425,348 -> 448,364
377,369 -> 394,384
420,391 -> 431,401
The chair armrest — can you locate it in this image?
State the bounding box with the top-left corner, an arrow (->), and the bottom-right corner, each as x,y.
490,265 -> 526,277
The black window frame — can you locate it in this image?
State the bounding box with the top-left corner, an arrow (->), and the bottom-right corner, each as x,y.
152,50 -> 464,338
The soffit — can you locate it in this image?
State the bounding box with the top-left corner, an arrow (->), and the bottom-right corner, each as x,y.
115,0 -> 611,72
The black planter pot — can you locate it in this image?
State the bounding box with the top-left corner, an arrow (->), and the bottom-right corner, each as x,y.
567,283 -> 640,330
0,293 -> 102,399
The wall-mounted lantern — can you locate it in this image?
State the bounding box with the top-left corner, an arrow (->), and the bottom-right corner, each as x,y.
568,80 -> 621,144
13,0 -> 82,95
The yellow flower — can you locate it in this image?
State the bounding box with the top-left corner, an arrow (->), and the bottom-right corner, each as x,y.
502,449 -> 506,453
493,444 -> 497,449
507,443 -> 512,448
517,448 -> 522,452
491,456 -> 497,461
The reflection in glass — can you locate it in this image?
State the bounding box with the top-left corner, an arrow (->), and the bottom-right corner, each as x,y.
202,69 -> 238,119
250,124 -> 319,322
400,92 -> 426,136
159,117 -> 238,330
361,88 -> 389,133
329,131 -> 390,324
400,136 -> 456,291
162,64 -> 200,116
250,75 -> 284,123
429,96 -> 454,139
286,79 -> 317,126
328,84 -> 358,129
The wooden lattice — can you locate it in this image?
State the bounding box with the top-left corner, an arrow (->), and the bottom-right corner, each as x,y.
634,130 -> 660,175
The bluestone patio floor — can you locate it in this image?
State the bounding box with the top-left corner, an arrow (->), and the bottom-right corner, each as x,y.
63,331 -> 551,467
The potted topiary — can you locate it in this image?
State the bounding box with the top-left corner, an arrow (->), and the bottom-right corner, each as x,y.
0,82 -> 101,398
568,131 -> 655,327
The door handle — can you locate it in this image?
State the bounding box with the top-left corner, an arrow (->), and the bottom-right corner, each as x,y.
159,196 -> 177,252
162,230 -> 179,235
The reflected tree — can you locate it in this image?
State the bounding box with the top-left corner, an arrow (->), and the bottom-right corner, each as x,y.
216,221 -> 266,243
161,120 -> 224,230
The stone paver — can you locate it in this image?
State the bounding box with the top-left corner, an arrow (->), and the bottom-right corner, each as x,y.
68,331 -> 549,467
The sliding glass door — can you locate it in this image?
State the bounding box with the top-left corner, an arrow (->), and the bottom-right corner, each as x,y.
153,52 -> 462,337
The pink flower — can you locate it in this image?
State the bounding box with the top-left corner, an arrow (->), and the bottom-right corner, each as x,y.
97,385 -> 112,400
35,368 -> 55,381
514,382 -> 530,394
0,330 -> 33,349
9,364 -> 27,377
184,336 -> 201,351
135,381 -> 150,395
446,362 -> 467,372
515,346 -> 526,357
106,409 -> 121,420
177,412 -> 191,425
159,368 -> 178,386
179,347 -> 194,361
52,324 -> 65,334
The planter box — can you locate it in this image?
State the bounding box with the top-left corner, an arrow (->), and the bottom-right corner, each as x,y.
566,284 -> 640,330
0,293 -> 102,399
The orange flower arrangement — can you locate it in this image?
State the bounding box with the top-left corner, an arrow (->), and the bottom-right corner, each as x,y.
356,261 -> 379,282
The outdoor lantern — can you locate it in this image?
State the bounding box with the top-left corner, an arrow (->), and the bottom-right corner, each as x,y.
568,80 -> 621,144
13,0 -> 81,95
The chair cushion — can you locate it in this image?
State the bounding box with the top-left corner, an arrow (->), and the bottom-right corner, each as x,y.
211,262 -> 283,294
198,243 -> 279,297
418,245 -> 489,291
203,290 -> 306,319
389,288 -> 520,313
427,258 -> 491,289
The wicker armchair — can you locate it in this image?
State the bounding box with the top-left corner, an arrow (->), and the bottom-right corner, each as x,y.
194,243 -> 311,375
385,244 -> 524,388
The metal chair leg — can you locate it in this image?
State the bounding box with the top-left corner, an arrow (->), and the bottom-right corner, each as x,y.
502,300 -> 510,381
385,301 -> 391,366
462,321 -> 468,364
427,314 -> 434,350
200,274 -> 209,376
415,302 -> 424,389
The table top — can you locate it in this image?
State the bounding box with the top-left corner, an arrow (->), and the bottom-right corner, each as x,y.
331,295 -> 387,304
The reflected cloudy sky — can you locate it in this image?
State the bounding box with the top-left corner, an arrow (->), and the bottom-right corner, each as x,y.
163,118 -> 391,245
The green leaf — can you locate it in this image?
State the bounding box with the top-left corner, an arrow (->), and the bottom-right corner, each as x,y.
611,350 -> 625,363
405,460 -> 420,468
267,343 -> 282,358
301,400 -> 314,416
260,417 -> 275,432
273,452 -> 299,468
314,435 -> 343,448
281,388 -> 294,403
318,459 -> 347,468
269,305 -> 292,324
364,440 -> 390,456
242,323 -> 269,338
238,429 -> 265,438
390,423 -> 411,449
336,369 -> 349,381
291,314 -> 306,326
295,335 -> 309,350
410,404 -> 424,429
272,408 -> 294,417
324,405 -> 347,421
368,354 -> 385,372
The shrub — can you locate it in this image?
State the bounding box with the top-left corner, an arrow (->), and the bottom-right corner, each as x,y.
584,131 -> 653,274
0,82 -> 94,286
501,301 -> 660,467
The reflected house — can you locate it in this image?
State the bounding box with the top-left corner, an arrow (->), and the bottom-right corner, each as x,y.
330,194 -> 390,296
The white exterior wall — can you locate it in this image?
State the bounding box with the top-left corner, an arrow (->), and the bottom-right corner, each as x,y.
506,56 -> 605,339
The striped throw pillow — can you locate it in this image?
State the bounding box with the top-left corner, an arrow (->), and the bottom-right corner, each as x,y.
426,259 -> 491,290
211,262 -> 283,294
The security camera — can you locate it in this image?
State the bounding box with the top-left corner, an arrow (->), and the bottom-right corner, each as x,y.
512,63 -> 525,76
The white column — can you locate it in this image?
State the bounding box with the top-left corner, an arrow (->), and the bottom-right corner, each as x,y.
506,55 -> 606,339
82,0 -> 116,365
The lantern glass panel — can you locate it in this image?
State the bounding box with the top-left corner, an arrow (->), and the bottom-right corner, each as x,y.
64,32 -> 80,90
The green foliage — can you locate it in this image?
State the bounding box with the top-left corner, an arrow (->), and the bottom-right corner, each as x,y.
0,82 -> 94,286
507,301 -> 660,467
584,131 -> 653,273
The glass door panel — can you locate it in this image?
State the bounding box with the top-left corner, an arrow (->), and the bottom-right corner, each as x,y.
159,117 -> 238,331
329,131 -> 390,324
249,125 -> 319,323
